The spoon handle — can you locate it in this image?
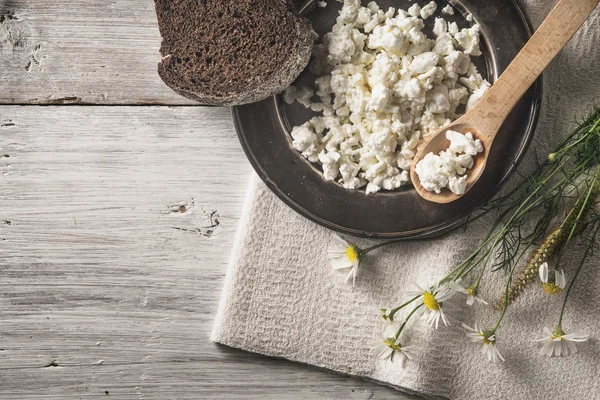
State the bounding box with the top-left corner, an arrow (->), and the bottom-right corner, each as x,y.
467,0 -> 600,140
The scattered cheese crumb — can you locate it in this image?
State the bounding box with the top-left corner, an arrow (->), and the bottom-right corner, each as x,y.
318,1 -> 327,8
408,3 -> 421,17
455,24 -> 482,56
283,85 -> 297,104
442,5 -> 455,15
420,1 -> 438,20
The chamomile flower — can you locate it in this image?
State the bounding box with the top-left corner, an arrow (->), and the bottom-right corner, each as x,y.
539,262 -> 566,294
462,323 -> 505,362
328,234 -> 361,286
407,282 -> 454,329
534,326 -> 588,357
448,279 -> 488,306
371,336 -> 414,365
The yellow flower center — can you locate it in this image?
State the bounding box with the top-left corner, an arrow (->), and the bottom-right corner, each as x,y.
552,327 -> 566,340
542,282 -> 562,294
423,291 -> 440,310
479,332 -> 495,345
383,338 -> 401,352
346,246 -> 359,263
466,287 -> 475,297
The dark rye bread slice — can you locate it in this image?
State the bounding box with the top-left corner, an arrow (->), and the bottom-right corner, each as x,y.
154,0 -> 315,106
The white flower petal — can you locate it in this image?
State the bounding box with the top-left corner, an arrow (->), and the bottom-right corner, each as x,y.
535,328 -> 588,356
539,262 -> 549,283
562,333 -> 589,342
556,269 -> 566,289
331,234 -> 350,248
328,248 -> 347,256
448,280 -> 467,294
437,288 -> 455,302
331,255 -> 352,270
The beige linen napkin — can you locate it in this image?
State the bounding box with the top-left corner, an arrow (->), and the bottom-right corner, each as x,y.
212,2 -> 600,399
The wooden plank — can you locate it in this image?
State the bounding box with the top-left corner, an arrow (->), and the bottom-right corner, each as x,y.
0,106 -> 417,399
0,0 -> 196,105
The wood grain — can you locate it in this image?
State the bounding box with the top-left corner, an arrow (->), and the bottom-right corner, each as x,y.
0,106 -> 416,399
0,0 -> 195,105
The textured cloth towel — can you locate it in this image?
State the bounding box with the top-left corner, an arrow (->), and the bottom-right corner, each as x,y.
212,1 -> 600,399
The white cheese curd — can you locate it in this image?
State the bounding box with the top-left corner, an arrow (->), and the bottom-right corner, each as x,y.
419,1 -> 438,20
287,0 -> 491,194
442,5 -> 455,15
283,85 -> 297,104
466,79 -> 491,111
291,122 -> 322,163
448,21 -> 459,36
295,86 -> 315,107
454,24 -> 482,56
432,17 -> 447,37
415,130 -> 484,194
446,130 -> 483,155
407,3 -> 421,17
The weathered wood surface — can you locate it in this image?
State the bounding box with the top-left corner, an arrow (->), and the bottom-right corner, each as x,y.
0,106 -> 415,399
0,0 -> 196,105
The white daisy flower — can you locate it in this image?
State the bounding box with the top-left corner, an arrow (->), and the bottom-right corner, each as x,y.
462,323 -> 505,362
534,327 -> 588,357
448,279 -> 488,306
539,262 -> 566,294
328,234 -> 361,286
371,336 -> 414,365
407,282 -> 454,329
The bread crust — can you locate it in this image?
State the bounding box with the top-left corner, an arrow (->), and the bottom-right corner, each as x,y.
155,1 -> 314,106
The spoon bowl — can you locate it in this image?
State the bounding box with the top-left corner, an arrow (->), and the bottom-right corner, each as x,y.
410,120 -> 489,204
410,0 -> 600,204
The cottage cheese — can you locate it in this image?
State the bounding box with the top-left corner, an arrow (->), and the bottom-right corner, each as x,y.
442,5 -> 455,15
286,0 -> 490,194
419,1 -> 438,20
415,130 -> 483,194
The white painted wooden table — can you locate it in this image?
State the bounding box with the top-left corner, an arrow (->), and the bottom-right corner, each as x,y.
0,1 -> 419,398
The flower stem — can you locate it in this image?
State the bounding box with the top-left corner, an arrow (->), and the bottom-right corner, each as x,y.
361,238 -> 406,256
492,255 -> 521,332
394,304 -> 423,339
557,221 -> 600,330
474,261 -> 487,289
388,295 -> 420,320
565,169 -> 600,244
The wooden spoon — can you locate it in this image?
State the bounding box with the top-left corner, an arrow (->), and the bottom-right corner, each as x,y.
410,0 -> 600,204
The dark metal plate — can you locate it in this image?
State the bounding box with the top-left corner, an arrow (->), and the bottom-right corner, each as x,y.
233,0 -> 542,238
